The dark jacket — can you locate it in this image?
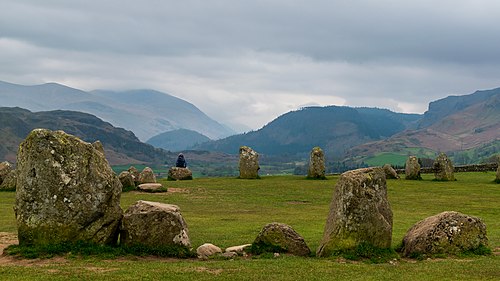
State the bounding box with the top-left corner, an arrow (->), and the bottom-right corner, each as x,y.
176,154 -> 187,168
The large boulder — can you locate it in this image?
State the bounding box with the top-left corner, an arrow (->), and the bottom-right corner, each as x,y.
138,167 -> 156,184
383,164 -> 399,179
400,211 -> 488,257
167,167 -> 193,181
118,171 -> 136,189
0,169 -> 17,191
252,222 -> 311,256
0,161 -> 12,185
433,153 -> 455,181
405,156 -> 422,180
120,200 -> 191,248
317,167 -> 393,257
307,147 -> 326,179
14,129 -> 123,246
239,146 -> 260,179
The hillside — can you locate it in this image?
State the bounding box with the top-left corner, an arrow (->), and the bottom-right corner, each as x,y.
347,89 -> 500,163
0,81 -> 234,141
146,129 -> 211,152
194,106 -> 421,158
0,107 -> 175,165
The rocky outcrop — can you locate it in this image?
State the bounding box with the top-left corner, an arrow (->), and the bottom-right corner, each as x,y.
307,147 -> 326,179
405,156 -> 422,180
433,153 -> 455,181
196,243 -> 222,259
138,167 -> 156,184
167,167 -> 193,181
317,167 -> 393,257
401,211 -> 488,257
252,222 -> 311,257
119,171 -> 136,189
383,164 -> 399,179
120,200 -> 191,248
239,146 -> 260,179
14,129 -> 123,246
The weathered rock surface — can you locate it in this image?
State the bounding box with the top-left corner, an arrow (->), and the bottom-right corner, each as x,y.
119,171 -> 136,189
167,167 -> 193,181
0,161 -> 12,185
405,156 -> 422,180
137,183 -> 165,192
401,211 -> 488,257
317,167 -> 393,257
307,147 -> 326,179
383,164 -> 399,179
196,243 -> 222,259
14,129 -> 123,246
120,200 -> 191,248
253,222 -> 311,256
433,153 -> 455,181
0,169 -> 17,190
128,166 -> 140,185
225,244 -> 252,254
138,167 -> 156,184
239,146 -> 260,179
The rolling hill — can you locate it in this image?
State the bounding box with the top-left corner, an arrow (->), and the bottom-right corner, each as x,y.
0,80 -> 234,141
146,129 -> 211,152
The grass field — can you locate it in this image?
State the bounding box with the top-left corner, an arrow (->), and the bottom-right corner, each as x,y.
0,172 -> 499,280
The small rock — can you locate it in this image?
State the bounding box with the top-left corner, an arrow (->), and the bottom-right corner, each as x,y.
253,222 -> 311,256
221,251 -> 237,258
167,167 -> 193,181
197,243 -> 222,259
137,183 -> 164,192
225,244 -> 252,254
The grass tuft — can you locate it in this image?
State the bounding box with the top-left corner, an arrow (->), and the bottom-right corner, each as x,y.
330,242 -> 399,264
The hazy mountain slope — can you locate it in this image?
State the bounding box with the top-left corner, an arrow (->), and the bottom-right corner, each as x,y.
0,81 -> 235,141
348,90 -> 500,157
195,106 -> 421,158
0,107 -> 174,165
146,129 -> 211,152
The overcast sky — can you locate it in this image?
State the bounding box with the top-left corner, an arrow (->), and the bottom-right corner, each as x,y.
1,1 -> 500,131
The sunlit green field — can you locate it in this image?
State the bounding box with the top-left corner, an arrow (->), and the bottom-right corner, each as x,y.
0,172 -> 499,280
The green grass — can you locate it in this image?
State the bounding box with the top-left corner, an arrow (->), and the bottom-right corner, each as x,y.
363,148 -> 437,167
0,172 -> 499,280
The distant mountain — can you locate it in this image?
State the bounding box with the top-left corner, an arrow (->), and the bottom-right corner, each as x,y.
0,107 -> 175,165
347,88 -> 500,161
194,106 -> 421,158
0,80 -> 235,141
146,129 -> 211,152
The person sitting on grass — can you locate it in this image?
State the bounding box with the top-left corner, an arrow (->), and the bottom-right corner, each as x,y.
175,153 -> 187,168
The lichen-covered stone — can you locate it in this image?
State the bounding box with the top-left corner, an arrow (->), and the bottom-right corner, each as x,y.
138,167 -> 156,184
401,211 -> 488,257
405,156 -> 422,180
0,161 -> 12,185
253,222 -> 311,256
120,200 -> 191,248
307,147 -> 326,179
14,129 -> 123,246
239,146 -> 259,179
128,166 -> 140,185
317,167 -> 393,257
433,153 -> 455,181
383,164 -> 400,179
0,169 -> 17,190
119,171 -> 136,189
167,167 -> 193,181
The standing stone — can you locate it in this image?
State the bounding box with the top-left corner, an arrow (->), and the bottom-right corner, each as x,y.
317,167 -> 393,257
405,156 -> 422,180
0,161 -> 12,185
128,166 -> 140,186
138,167 -> 156,184
0,169 -> 17,190
168,167 -> 193,181
401,211 -> 488,257
383,164 -> 400,179
14,129 -> 123,246
252,222 -> 311,256
120,200 -> 191,248
433,153 -> 455,181
307,147 -> 326,179
239,146 -> 260,179
119,171 -> 136,189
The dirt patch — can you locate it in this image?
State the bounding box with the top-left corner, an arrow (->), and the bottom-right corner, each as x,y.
286,200 -> 311,205
168,188 -> 190,193
0,232 -> 18,254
